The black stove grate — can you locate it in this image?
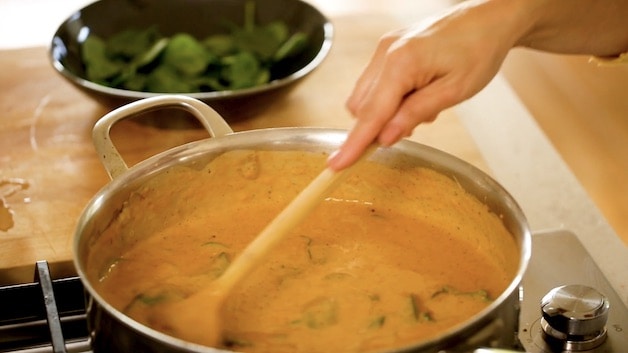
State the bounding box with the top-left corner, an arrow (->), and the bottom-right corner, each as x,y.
0,261 -> 89,353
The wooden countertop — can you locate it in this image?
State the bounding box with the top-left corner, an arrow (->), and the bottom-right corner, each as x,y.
0,3 -> 484,284
2,0 -> 626,287
501,51 -> 628,246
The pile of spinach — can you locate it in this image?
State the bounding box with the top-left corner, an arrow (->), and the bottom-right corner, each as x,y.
80,1 -> 308,93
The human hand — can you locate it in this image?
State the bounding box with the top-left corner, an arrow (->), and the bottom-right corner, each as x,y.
327,0 -> 521,171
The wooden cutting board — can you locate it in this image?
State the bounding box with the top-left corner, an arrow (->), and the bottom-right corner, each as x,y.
0,14 -> 486,285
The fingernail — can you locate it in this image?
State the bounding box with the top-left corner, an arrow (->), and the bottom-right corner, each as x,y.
327,149 -> 340,164
327,149 -> 345,171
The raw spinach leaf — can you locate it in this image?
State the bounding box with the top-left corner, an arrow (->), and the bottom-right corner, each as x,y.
106,26 -> 161,60
82,36 -> 123,82
80,0 -> 309,93
146,65 -> 196,93
221,51 -> 267,89
162,33 -> 214,77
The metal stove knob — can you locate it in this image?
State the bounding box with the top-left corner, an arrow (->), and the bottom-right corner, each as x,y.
540,284 -> 609,351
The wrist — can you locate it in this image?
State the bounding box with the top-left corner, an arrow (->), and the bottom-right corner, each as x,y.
469,0 -> 541,50
511,0 -> 628,56
508,0 -> 551,49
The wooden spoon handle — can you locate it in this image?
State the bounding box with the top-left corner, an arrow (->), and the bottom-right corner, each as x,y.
215,145 -> 377,294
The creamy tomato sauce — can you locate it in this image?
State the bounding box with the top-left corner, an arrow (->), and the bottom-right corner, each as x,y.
87,150 -> 519,353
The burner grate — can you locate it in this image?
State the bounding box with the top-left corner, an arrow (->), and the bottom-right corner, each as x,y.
0,262 -> 89,353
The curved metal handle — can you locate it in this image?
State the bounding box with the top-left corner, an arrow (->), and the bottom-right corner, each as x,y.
92,95 -> 234,180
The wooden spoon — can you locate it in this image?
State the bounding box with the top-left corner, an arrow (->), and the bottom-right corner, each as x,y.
159,146 -> 377,347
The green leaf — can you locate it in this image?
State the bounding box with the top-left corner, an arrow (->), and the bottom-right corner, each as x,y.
221,51 -> 263,89
133,37 -> 169,68
209,252 -> 231,278
408,293 -> 434,322
203,34 -> 236,57
82,36 -> 123,82
255,68 -> 271,85
106,27 -> 161,60
368,315 -> 386,329
265,21 -> 290,46
122,73 -> 147,91
146,65 -> 196,93
302,297 -> 338,329
274,32 -> 308,61
162,33 -> 212,77
79,0 -> 309,93
233,28 -> 280,60
194,74 -> 228,91
233,21 -> 289,61
202,241 -> 230,249
243,0 -> 256,32
431,286 -> 492,302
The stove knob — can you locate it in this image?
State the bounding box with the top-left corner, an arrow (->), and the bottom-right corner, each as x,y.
540,284 -> 609,351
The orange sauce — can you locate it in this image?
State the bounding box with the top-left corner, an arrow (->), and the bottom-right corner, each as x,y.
86,150 -> 519,353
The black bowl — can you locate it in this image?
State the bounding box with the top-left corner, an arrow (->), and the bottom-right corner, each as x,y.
49,0 -> 333,120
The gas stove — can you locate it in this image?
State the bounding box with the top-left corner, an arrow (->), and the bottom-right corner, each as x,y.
518,230 -> 628,352
0,263 -> 89,353
1,230 -> 626,353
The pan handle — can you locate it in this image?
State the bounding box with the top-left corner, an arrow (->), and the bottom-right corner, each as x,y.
92,95 -> 234,180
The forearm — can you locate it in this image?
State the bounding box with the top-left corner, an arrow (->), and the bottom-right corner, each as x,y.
513,0 -> 628,56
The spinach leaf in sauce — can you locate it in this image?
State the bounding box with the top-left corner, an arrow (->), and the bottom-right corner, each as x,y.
431,286 -> 492,302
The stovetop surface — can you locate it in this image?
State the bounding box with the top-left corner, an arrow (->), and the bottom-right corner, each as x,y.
519,230 -> 628,352
1,230 -> 626,353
